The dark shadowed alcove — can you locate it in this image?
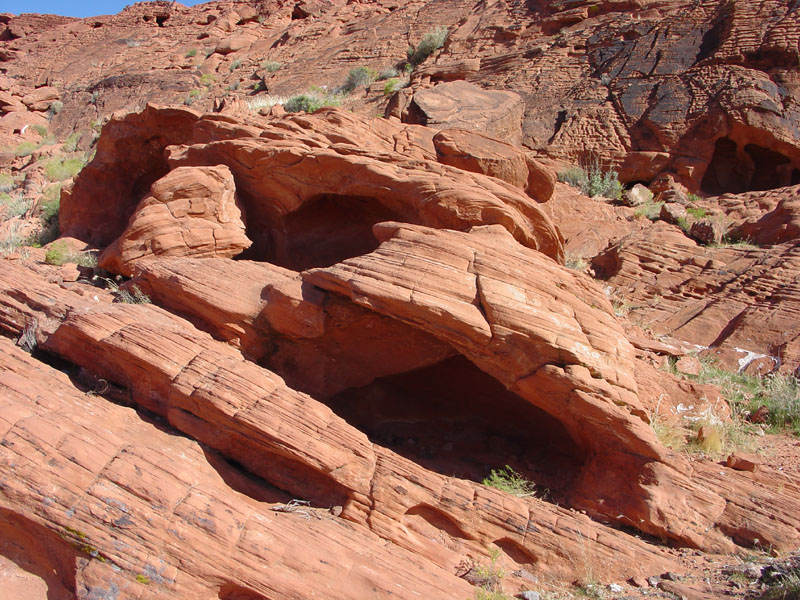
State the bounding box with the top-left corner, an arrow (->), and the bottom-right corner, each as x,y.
326,355 -> 587,501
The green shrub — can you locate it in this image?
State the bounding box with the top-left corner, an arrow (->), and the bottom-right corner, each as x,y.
687,206 -> 707,219
341,66 -> 376,93
185,48 -> 197,58
677,359 -> 800,437
45,240 -> 96,267
44,241 -> 69,265
33,124 -> 49,137
557,163 -> 622,200
229,58 -> 242,72
199,74 -> 215,86
472,549 -> 509,600
0,172 -> 17,193
378,67 -> 398,80
261,60 -> 281,72
43,156 -> 85,181
63,132 -> 82,153
284,91 -> 340,113
409,26 -> 448,65
15,141 -> 39,157
634,200 -> 664,220
0,191 -> 29,218
49,100 -> 64,115
383,78 -> 407,95
482,466 -> 536,497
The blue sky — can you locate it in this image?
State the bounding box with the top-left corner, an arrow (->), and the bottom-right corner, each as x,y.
0,1 -> 206,18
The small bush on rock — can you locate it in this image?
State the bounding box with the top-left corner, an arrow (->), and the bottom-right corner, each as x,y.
482,466 -> 536,497
341,66 -> 376,93
409,26 -> 448,65
558,163 -> 622,200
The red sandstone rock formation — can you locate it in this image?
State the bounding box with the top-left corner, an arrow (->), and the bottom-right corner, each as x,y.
2,1 -> 800,598
2,0 -> 799,194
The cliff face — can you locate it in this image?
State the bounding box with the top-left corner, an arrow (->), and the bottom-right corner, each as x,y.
1,2 -> 800,599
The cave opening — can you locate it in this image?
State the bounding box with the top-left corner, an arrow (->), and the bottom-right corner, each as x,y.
701,137 -> 795,194
243,193 -> 406,271
326,355 -> 587,500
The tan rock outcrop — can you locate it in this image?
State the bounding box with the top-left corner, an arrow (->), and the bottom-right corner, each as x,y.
98,164 -> 251,276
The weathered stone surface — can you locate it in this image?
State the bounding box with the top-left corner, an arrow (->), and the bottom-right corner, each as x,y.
215,34 -> 257,55
433,128 -> 529,190
731,197 -> 800,246
593,220 -> 800,374
0,257 -> 690,588
726,453 -> 761,472
98,165 -> 251,276
0,337 -> 475,600
62,105 -> 564,266
404,81 -> 525,146
0,90 -> 25,113
20,85 -> 59,111
542,183 -> 644,259
302,222 -> 739,549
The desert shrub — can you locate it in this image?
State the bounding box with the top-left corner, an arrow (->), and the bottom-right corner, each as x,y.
247,94 -> 289,112
284,90 -> 340,113
565,252 -> 588,271
409,26 -> 448,65
261,60 -> 281,72
482,466 -> 536,497
199,74 -> 215,86
44,241 -> 95,267
43,156 -> 85,181
0,191 -> 29,218
558,163 -> 622,200
0,172 -> 17,193
341,66 -> 377,93
62,132 -> 82,153
229,58 -> 242,72
33,124 -> 49,137
44,241 -> 69,265
15,141 -> 39,157
378,67 -> 398,80
472,549 -> 509,600
383,78 -> 408,95
0,221 -> 23,255
49,100 -> 64,115
686,206 -> 707,219
634,200 -> 665,220
284,94 -> 322,113
185,48 -> 197,57
674,359 -> 800,437
758,568 -> 800,600
117,284 -> 151,304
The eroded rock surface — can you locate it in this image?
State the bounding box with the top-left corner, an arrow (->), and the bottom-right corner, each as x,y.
62,104 -> 564,266
99,164 -> 251,276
